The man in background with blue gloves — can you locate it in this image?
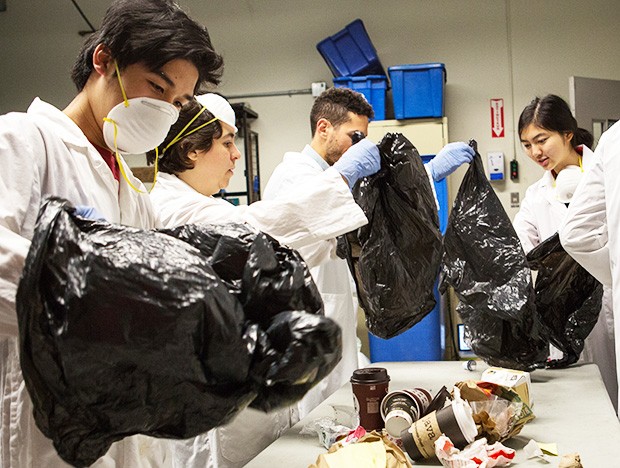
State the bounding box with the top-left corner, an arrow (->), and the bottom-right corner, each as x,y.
262,87 -> 473,428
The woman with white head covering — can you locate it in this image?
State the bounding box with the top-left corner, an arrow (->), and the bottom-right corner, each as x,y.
147,93 -> 379,467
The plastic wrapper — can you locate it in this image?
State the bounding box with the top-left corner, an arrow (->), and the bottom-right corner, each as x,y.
469,397 -> 522,442
300,405 -> 358,448
16,197 -> 341,467
456,380 -> 534,442
435,435 -> 515,467
341,132 -> 442,339
440,146 -> 548,370
526,233 -> 603,367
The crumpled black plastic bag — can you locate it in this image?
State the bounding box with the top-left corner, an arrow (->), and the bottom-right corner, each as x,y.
440,148 -> 548,370
16,197 -> 341,467
527,233 -> 603,367
343,132 -> 443,339
163,223 -> 323,327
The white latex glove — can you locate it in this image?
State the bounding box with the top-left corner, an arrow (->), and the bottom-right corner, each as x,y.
333,138 -> 380,188
427,142 -> 475,181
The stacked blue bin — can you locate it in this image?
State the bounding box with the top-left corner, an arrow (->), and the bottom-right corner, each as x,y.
389,63 -> 447,119
333,75 -> 387,120
316,19 -> 388,120
368,159 -> 448,362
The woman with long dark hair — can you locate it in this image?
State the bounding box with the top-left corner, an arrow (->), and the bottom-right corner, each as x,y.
513,94 -> 616,411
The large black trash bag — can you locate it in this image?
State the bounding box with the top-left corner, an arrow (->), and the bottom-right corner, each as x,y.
526,233 -> 603,367
440,147 -> 548,370
249,310 -> 342,412
343,132 -> 443,339
16,197 -> 340,467
163,223 -> 323,326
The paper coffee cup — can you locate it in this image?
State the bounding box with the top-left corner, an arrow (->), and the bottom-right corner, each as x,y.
400,398 -> 477,461
380,388 -> 432,438
350,368 -> 390,431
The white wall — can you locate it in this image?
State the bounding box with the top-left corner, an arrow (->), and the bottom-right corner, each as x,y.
1,0 -> 619,218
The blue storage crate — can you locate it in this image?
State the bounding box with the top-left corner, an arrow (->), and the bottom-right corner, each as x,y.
317,19 -> 385,77
368,167 -> 447,362
422,155 -> 449,234
368,281 -> 444,362
333,75 -> 387,120
389,63 -> 446,119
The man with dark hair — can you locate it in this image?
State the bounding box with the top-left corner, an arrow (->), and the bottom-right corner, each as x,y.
262,88 -> 380,427
310,87 -> 376,139
263,87 -> 474,422
0,0 -> 222,465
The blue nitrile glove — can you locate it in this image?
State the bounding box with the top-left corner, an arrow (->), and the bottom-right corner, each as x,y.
333,138 -> 380,188
427,142 -> 475,181
74,205 -> 106,221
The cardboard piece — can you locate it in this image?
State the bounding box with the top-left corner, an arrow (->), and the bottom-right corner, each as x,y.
309,431 -> 412,468
480,367 -> 533,407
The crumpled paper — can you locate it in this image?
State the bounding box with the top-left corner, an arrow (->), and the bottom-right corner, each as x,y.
435,435 -> 515,467
300,417 -> 352,449
309,431 -> 412,468
558,453 -> 583,468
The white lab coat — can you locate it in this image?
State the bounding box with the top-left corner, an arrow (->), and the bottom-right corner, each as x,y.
262,148 -> 362,421
150,171 -> 367,262
514,145 -> 617,412
560,121 -> 620,415
261,147 -> 440,421
149,169 -> 368,467
0,98 -> 174,467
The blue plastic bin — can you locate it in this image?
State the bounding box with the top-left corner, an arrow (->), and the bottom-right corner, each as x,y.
333,75 -> 387,120
368,167 -> 447,362
368,281 -> 444,362
389,63 -> 446,119
317,19 -> 385,77
422,155 -> 449,234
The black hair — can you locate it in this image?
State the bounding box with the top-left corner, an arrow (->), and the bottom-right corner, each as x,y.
71,0 -> 223,93
146,99 -> 222,174
518,94 -> 593,148
310,87 -> 374,137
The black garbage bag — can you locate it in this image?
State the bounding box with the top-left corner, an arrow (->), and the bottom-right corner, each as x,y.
526,233 -> 603,367
248,310 -> 342,412
440,147 -> 548,370
343,132 -> 443,339
164,223 -> 323,326
16,197 -> 341,467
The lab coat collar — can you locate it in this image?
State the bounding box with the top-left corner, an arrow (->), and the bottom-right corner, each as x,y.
156,172 -> 200,195
539,170 -> 555,191
27,98 -> 93,150
301,144 -> 330,171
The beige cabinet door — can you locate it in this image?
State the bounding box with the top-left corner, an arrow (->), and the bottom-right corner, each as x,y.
367,117 -> 448,155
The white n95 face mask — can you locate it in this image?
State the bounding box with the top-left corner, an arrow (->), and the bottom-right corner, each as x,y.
103,97 -> 179,155
555,164 -> 583,203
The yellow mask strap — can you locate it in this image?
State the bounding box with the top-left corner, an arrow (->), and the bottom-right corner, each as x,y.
102,117 -> 154,193
114,61 -> 129,107
161,105 -> 219,155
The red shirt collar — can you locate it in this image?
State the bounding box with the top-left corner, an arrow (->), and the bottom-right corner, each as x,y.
91,142 -> 120,181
